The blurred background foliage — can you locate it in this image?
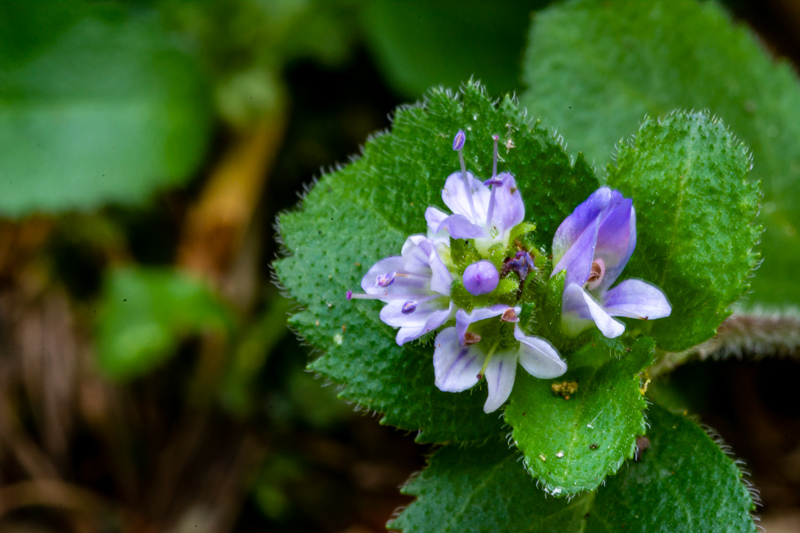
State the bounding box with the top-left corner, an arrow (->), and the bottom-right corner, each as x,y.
0,0 -> 800,531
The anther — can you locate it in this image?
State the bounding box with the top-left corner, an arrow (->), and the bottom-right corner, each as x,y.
586,258 -> 606,291
501,308 -> 519,323
452,130 -> 466,151
346,290 -> 353,300
463,332 -> 482,345
376,272 -> 395,287
401,301 -> 418,314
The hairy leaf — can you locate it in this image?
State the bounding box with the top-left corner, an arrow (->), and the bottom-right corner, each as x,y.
522,0 -> 796,307
607,112 -> 760,352
390,403 -> 757,532
505,336 -> 653,495
275,82 -> 598,443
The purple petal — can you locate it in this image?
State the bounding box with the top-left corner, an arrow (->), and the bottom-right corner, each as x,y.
455,305 -> 512,346
488,173 -> 525,234
435,213 -> 488,240
603,279 -> 671,320
552,187 -> 613,266
551,214 -> 600,286
562,283 -> 625,338
441,172 -> 490,223
425,206 -> 449,237
433,328 -> 482,392
483,352 -> 518,413
594,196 -> 635,290
513,328 -> 567,379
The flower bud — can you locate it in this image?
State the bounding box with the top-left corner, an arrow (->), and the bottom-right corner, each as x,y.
463,261 -> 499,296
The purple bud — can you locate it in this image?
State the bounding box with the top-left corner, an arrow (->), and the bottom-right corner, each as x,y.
346,290 -> 353,300
402,301 -> 418,314
463,261 -> 500,296
452,130 -> 466,151
376,272 -> 395,287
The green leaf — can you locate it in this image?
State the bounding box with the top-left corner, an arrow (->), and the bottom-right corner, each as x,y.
275,81 -> 598,443
606,112 -> 760,352
96,267 -> 234,380
390,403 -> 757,533
504,336 -> 653,495
0,2 -> 213,215
360,0 -> 552,97
521,0 -> 798,307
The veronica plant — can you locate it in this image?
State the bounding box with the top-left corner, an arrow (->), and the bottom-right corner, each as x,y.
275,81 -> 761,531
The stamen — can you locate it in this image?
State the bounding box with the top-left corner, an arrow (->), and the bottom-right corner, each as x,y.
453,130 -> 478,222
463,331 -> 482,345
492,134 -> 499,177
401,301 -> 418,314
586,258 -> 606,291
346,290 -> 353,300
477,341 -> 500,380
486,134 -> 501,225
376,272 -> 395,287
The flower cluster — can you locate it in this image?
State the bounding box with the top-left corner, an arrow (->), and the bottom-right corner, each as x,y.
348,131 -> 671,413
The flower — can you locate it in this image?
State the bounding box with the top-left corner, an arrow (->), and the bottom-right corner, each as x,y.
551,187 -> 671,338
433,305 -> 567,413
425,133 -> 525,254
349,235 -> 454,345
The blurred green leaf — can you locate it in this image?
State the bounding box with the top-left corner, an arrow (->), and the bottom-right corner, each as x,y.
361,0 -> 551,97
97,267 -> 234,380
505,336 -> 653,496
219,294 -> 292,415
521,0 -> 800,307
608,112 -> 761,352
390,403 -> 757,532
0,2 -> 213,215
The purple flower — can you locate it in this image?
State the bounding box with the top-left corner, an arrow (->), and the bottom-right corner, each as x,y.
551,187 -> 671,338
425,133 -> 525,254
433,305 -> 567,413
350,235 -> 454,345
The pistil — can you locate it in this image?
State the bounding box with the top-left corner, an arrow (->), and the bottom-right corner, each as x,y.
485,134 -> 500,225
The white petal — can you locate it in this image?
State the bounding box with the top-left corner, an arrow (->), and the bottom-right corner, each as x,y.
425,207 -> 448,236
455,305 -> 512,345
395,302 -> 454,345
604,279 -> 671,320
427,245 -> 453,296
562,283 -> 625,338
441,172 -> 490,223
433,328 -> 482,392
513,328 -> 567,379
483,352 -> 517,413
